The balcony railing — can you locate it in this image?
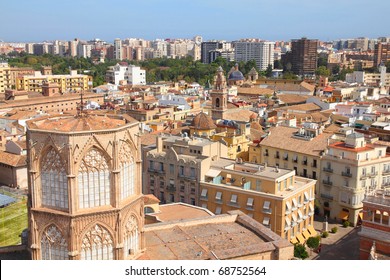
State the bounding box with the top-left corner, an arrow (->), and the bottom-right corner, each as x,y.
166,185 -> 176,192
302,160 -> 308,166
341,171 -> 353,177
322,180 -> 333,186
382,169 -> 390,175
320,193 -> 333,200
323,167 -> 333,173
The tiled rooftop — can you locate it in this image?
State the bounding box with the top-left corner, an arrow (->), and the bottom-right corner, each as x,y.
27,113 -> 137,132
142,213 -> 280,260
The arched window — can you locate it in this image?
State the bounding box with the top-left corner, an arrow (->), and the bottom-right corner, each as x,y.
120,143 -> 135,200
216,97 -> 220,108
41,225 -> 68,260
78,149 -> 110,209
41,147 -> 68,210
124,216 -> 139,257
80,224 -> 113,260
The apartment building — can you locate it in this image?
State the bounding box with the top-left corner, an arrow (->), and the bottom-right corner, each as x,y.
199,158 -> 316,242
143,134 -> 228,205
319,131 -> 390,226
234,40 -> 275,71
250,124 -> 332,195
105,63 -> 146,86
16,70 -> 93,93
291,38 -> 318,76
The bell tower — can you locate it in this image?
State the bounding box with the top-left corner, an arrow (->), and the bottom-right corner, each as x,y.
210,66 -> 228,120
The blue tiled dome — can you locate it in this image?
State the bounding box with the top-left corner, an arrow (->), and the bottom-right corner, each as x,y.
228,70 -> 244,81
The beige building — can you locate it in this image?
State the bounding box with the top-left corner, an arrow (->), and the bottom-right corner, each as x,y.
142,134 -> 228,206
319,131 -> 390,226
26,112 -> 144,260
199,158 -> 317,242
251,124 -> 333,196
16,70 -> 93,93
0,92 -> 105,113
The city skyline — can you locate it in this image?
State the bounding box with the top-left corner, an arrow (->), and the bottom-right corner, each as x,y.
1,0 -> 389,43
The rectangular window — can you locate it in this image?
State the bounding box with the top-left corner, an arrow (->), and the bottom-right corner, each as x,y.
201,189 -> 208,198
247,198 -> 254,208
169,164 -> 174,174
263,201 -> 271,212
263,217 -> 270,226
215,192 -> 222,201
230,194 -> 238,204
215,206 -> 222,214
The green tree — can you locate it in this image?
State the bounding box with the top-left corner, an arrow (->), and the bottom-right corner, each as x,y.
315,66 -> 330,77
306,236 -> 320,250
317,55 -> 328,68
294,243 -> 309,259
265,64 -> 273,78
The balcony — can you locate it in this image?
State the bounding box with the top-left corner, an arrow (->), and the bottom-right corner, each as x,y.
323,167 -> 333,173
383,169 -> 390,176
341,171 -> 353,178
263,152 -> 269,157
275,154 -> 280,159
302,160 -> 308,166
311,163 -> 317,168
322,180 -> 333,186
283,156 -> 288,161
166,185 -> 176,192
320,193 -> 333,200
368,171 -> 378,178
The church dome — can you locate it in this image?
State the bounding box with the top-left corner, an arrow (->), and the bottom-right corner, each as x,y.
228,70 -> 244,81
228,63 -> 244,81
191,112 -> 217,130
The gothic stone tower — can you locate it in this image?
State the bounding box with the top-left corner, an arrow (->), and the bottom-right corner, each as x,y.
210,66 -> 228,121
26,113 -> 144,260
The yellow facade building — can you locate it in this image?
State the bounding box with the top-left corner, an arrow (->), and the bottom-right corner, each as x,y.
199,158 -> 317,243
16,70 -> 93,93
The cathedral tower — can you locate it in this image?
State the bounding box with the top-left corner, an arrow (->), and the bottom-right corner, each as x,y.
26,111 -> 144,260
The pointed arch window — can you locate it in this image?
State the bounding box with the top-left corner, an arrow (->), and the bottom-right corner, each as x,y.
41,147 -> 68,210
41,225 -> 68,260
80,224 -> 114,260
120,143 -> 135,200
124,216 -> 139,257
78,149 -> 110,209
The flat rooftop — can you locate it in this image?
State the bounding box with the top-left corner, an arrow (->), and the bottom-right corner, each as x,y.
147,203 -> 213,222
141,211 -> 292,260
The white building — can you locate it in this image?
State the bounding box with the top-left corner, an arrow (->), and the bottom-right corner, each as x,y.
234,40 -> 275,70
105,63 -> 146,85
157,94 -> 191,110
114,38 -> 123,60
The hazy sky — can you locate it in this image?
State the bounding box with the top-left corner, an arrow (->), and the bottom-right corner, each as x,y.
1,0 -> 389,43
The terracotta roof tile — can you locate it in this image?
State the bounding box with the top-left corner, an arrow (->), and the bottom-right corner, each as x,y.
260,126 -> 332,156
0,151 -> 27,167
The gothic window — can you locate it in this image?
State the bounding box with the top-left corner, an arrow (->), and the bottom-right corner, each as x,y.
41,225 -> 68,260
78,148 -> 110,209
80,224 -> 113,260
41,147 -> 68,210
216,97 -> 220,108
124,216 -> 139,257
120,143 -> 135,200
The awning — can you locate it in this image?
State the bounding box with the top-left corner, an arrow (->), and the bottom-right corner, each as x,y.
296,234 -> 305,244
285,201 -> 291,212
290,237 -> 298,244
263,201 -> 271,210
339,210 -> 349,220
307,225 -> 318,237
302,230 -> 311,240
292,198 -> 297,208
263,217 -> 270,226
205,169 -> 221,178
358,212 -> 363,220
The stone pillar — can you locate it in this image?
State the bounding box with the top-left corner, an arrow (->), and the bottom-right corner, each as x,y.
323,216 -> 328,232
